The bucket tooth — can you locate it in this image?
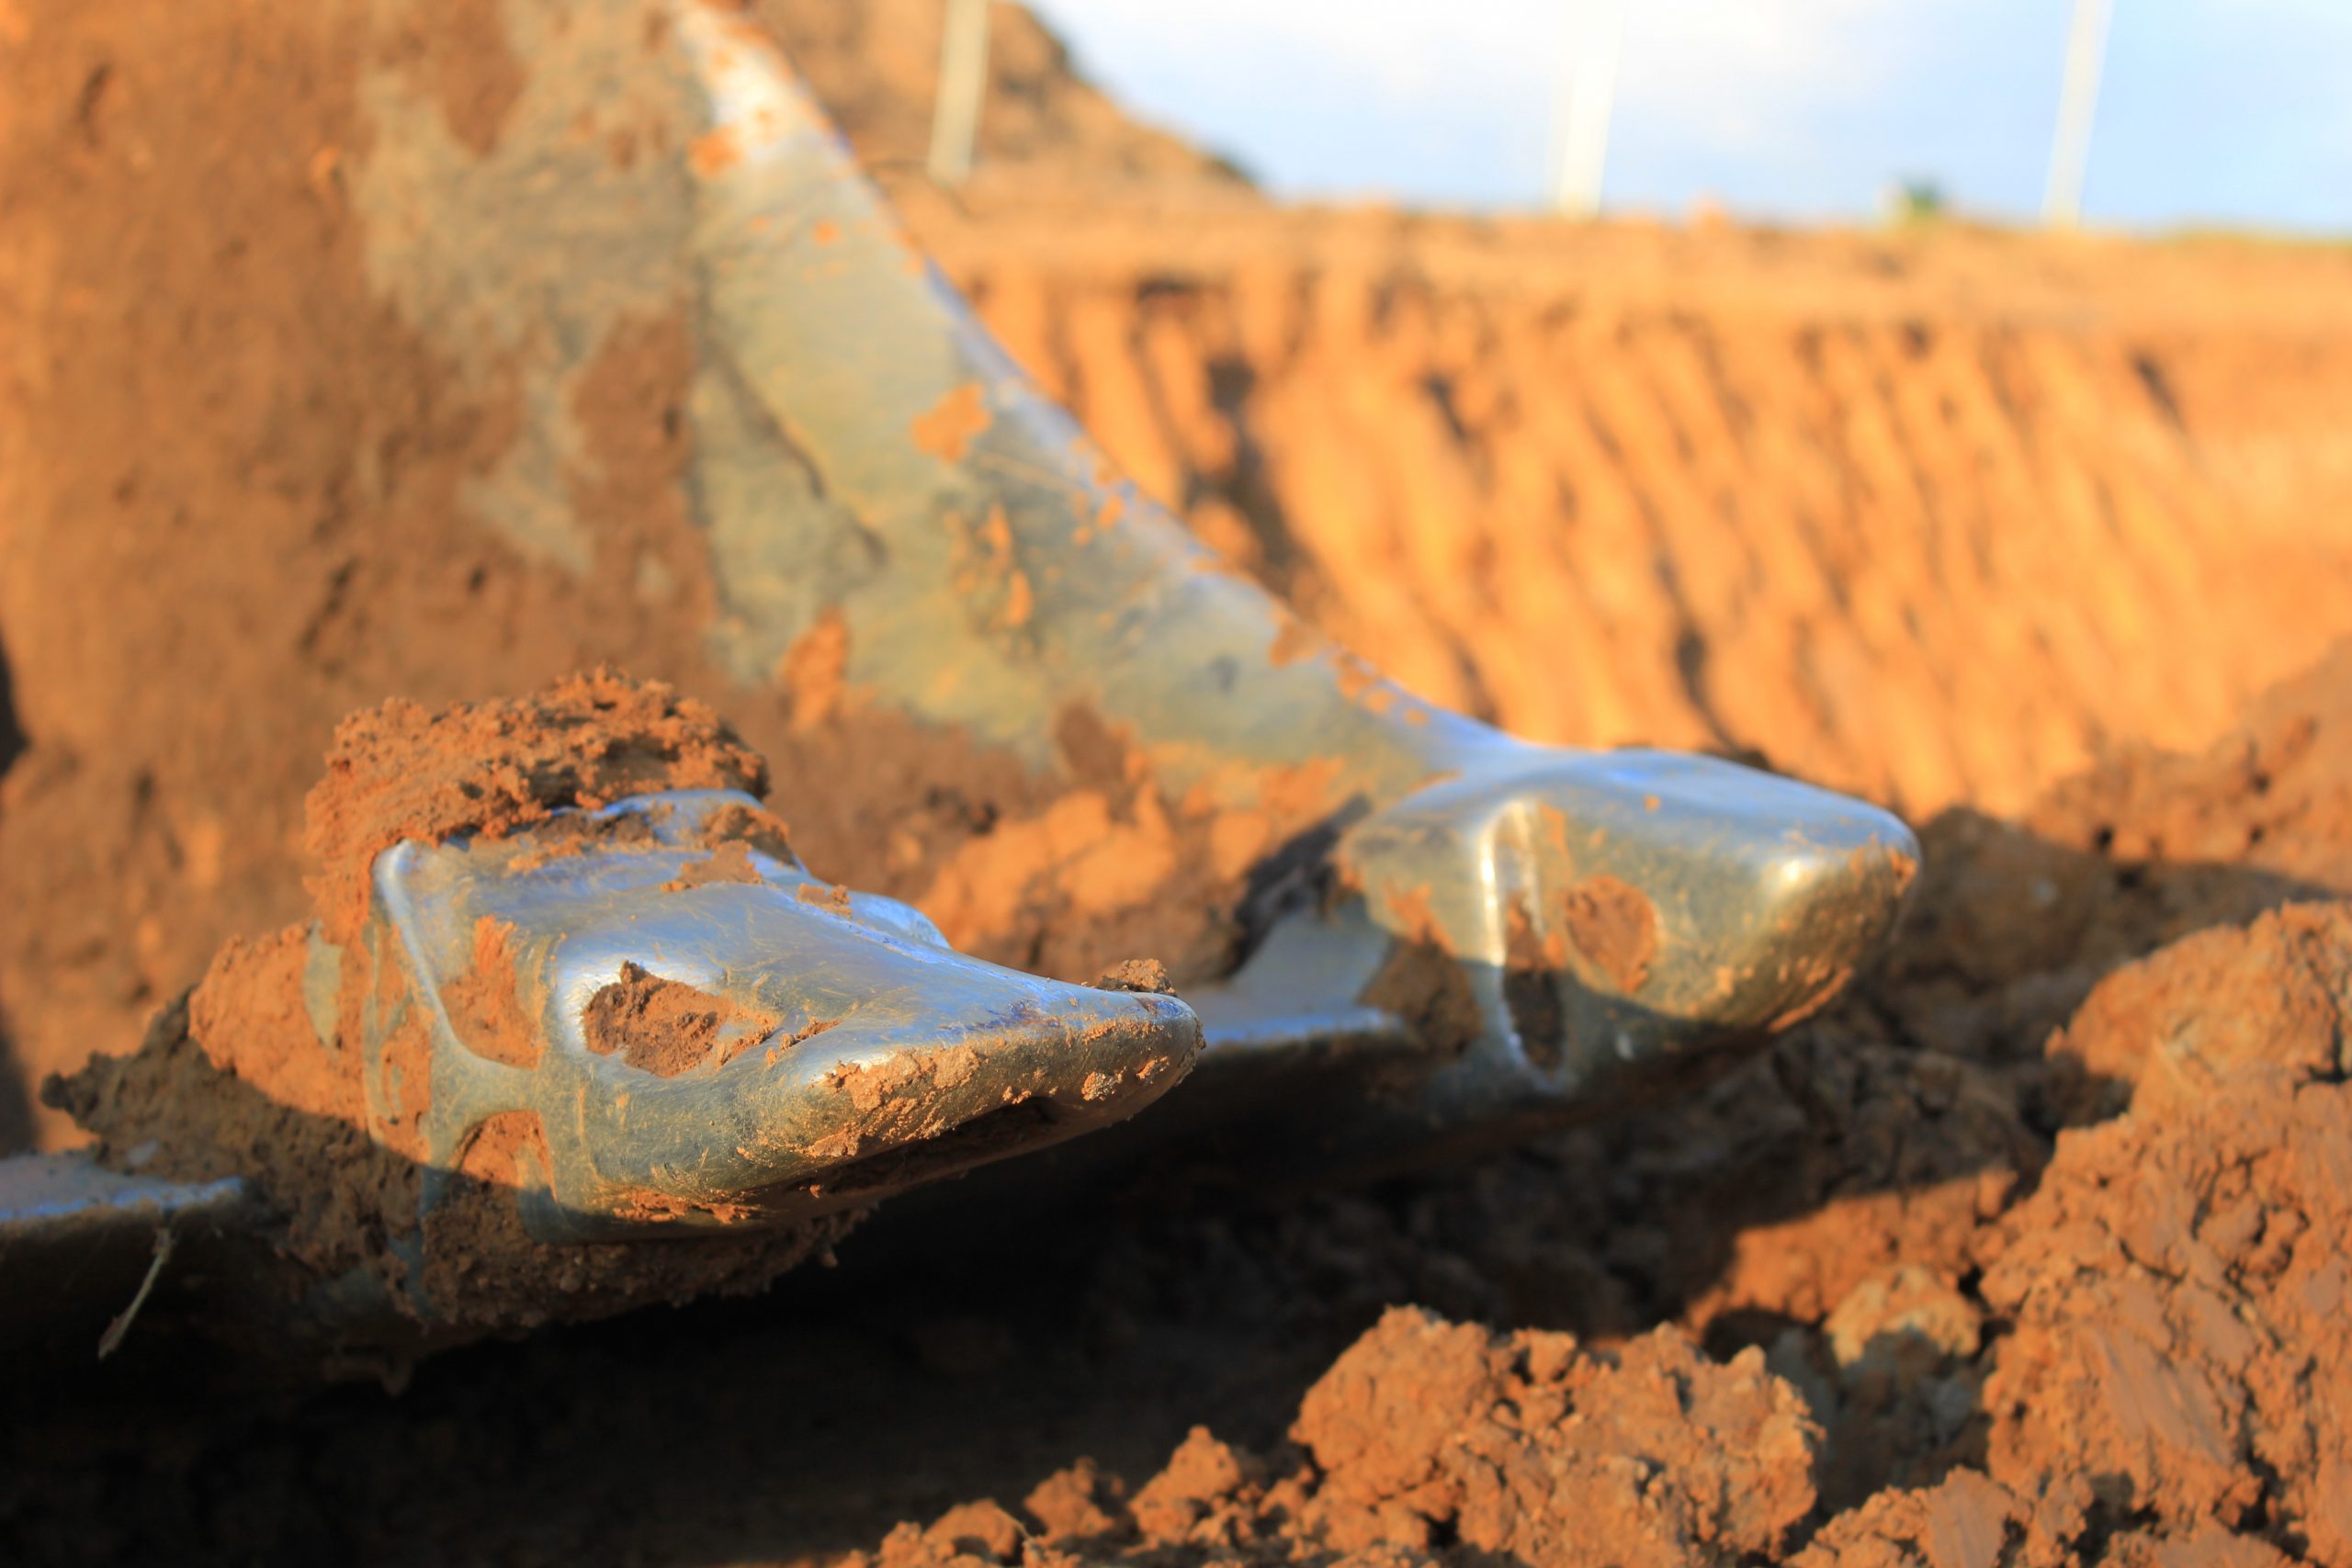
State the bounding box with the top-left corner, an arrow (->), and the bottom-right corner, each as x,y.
1326,747 -> 1917,1122
368,791 -> 1200,1250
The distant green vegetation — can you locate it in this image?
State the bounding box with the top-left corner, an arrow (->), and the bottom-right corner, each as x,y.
1883,178 -> 1949,226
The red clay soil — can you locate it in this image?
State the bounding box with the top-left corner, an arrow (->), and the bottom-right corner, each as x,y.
300,668 -> 770,946
9,0 -> 2352,1162
4,650 -> 2346,1566
581,960 -> 782,1077
797,648 -> 2352,1568
8,0 -> 2352,1158
853,1313 -> 1822,1568
915,199 -> 2352,820
5,3 -> 2352,1564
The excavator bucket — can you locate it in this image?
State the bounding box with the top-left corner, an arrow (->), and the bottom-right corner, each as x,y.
8,775 -> 1199,1359
0,0 -> 1917,1359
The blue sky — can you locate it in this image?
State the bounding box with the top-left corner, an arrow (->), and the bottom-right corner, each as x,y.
1023,0 -> 2352,232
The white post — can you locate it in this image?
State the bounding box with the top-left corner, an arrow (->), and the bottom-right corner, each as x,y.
1547,0 -> 1626,217
2044,0 -> 2113,226
928,0 -> 991,188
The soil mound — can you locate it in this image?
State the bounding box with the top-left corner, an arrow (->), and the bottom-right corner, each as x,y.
1984,940 -> 2352,1562
795,649 -> 2352,1568
9,638 -> 2347,1566
304,667 -> 768,943
849,1308 -> 1820,1568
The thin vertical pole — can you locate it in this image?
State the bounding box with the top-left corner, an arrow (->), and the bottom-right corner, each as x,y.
1547,0 -> 1625,217
928,0 -> 991,188
2044,0 -> 2112,226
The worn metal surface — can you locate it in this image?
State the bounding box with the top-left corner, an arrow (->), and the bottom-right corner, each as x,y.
657,1 -> 1919,1148
368,791 -> 1197,1248
0,1153 -> 262,1352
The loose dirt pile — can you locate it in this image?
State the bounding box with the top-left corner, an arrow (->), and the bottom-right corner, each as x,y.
303,668 -> 772,945
8,644 -> 2350,1566
801,645 -> 2352,1568
854,1312 -> 1823,1568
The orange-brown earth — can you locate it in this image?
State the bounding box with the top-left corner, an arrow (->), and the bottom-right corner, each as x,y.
5,2 -> 2352,1564
914,193 -> 2352,818
796,648 -> 2352,1568
8,0 -> 2352,1156
12,645 -> 2352,1565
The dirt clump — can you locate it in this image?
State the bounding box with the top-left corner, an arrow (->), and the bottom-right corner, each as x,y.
703,800 -> 802,863
661,839 -> 770,892
2028,640 -> 2352,895
441,918 -> 544,1069
843,1305 -> 1819,1568
1791,1470 -> 2089,1568
1560,874 -> 1658,993
1976,903 -> 2352,1562
304,667 -> 766,945
1291,1309 -> 1818,1565
582,961 -> 781,1077
2042,900 -> 2352,1124
1090,959 -> 1174,995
